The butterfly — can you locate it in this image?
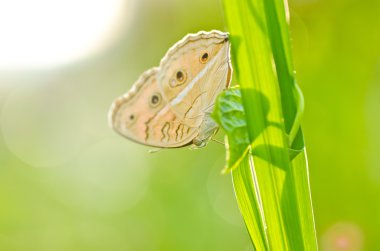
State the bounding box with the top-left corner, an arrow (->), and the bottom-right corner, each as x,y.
108,30 -> 232,148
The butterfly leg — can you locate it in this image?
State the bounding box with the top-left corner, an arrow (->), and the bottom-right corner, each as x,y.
192,114 -> 219,148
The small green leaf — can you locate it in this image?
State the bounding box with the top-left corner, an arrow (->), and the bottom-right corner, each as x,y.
212,87 -> 250,173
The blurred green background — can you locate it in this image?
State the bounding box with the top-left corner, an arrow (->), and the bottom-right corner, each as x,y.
0,0 -> 379,250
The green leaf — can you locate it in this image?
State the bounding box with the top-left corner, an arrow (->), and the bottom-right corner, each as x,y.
215,0 -> 319,250
212,87 -> 250,173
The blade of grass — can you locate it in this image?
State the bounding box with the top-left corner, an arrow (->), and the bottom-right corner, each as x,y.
232,153 -> 269,250
213,88 -> 269,250
216,0 -> 318,249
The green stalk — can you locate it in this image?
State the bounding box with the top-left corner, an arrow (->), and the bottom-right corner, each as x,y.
213,0 -> 318,249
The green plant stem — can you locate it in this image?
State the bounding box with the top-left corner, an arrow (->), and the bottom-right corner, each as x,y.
218,0 -> 318,249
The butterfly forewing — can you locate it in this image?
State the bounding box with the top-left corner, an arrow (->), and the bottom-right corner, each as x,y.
157,31 -> 232,126
109,30 -> 232,148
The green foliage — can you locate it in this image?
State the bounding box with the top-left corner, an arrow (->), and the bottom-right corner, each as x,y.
215,0 -> 318,249
212,87 -> 249,172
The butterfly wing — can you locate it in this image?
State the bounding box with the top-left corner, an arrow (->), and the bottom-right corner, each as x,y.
109,68 -> 198,148
156,31 -> 232,127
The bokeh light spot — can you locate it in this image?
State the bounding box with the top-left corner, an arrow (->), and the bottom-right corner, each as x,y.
0,0 -> 134,69
321,222 -> 364,251
1,84 -> 90,167
47,138 -> 150,214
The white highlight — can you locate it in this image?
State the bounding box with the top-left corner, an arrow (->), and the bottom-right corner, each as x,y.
0,0 -> 131,69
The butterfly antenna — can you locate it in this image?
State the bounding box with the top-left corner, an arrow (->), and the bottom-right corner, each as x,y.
211,138 -> 225,146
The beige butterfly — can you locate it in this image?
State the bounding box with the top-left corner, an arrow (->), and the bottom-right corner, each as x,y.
108,30 -> 232,148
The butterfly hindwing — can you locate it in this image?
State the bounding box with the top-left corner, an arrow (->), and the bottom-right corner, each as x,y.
109,68 -> 198,148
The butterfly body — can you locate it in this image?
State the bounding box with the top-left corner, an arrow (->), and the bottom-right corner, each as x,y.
109,30 -> 232,148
